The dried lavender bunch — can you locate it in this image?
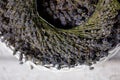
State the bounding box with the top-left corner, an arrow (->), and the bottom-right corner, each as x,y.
37,0 -> 98,29
0,0 -> 120,69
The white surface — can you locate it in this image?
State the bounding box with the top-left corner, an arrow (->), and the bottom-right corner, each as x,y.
0,41 -> 120,80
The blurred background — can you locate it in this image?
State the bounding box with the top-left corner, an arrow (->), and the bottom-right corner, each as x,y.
0,41 -> 120,80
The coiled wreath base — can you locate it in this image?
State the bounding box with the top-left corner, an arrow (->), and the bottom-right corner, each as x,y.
0,0 -> 120,69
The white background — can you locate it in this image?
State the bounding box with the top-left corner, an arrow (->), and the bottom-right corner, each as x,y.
0,41 -> 120,80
